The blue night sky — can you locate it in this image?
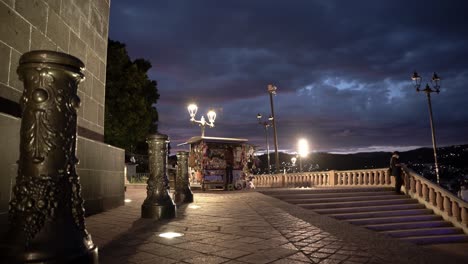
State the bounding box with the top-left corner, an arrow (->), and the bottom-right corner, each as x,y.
109,0 -> 468,154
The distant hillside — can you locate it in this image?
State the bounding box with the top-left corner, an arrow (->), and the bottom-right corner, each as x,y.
256,144 -> 468,172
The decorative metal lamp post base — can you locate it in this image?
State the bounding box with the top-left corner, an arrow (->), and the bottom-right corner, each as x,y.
0,50 -> 97,263
174,151 -> 194,204
141,133 -> 176,219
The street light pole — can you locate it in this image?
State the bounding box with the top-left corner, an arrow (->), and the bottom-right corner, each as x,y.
257,114 -> 273,174
411,71 -> 441,184
268,84 -> 280,173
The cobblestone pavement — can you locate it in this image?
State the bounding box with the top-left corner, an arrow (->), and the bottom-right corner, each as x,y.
85,189 -> 468,264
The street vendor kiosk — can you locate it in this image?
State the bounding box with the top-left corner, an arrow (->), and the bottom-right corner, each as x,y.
180,136 -> 254,191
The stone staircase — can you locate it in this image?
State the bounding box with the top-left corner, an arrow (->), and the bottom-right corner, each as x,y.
262,187 -> 468,245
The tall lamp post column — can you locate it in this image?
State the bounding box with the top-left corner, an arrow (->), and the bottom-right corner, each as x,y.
268,84 -> 280,173
411,71 -> 441,184
257,113 -> 273,174
188,104 -> 216,137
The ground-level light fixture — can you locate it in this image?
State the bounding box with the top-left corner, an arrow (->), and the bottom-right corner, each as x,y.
158,232 -> 185,239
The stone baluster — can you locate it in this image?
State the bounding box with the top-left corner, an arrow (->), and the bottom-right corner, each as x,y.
451,201 -> 460,221
462,207 -> 468,227
141,133 -> 176,219
416,180 -> 422,197
429,188 -> 436,206
443,196 -> 452,216
0,51 -> 97,263
174,151 -> 193,204
385,170 -> 391,185
422,184 -> 429,202
436,192 -> 443,211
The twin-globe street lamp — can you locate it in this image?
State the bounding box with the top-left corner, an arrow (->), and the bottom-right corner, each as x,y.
411,71 -> 441,184
257,113 -> 273,174
187,103 -> 216,137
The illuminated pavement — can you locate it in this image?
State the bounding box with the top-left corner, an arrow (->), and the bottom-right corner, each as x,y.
86,188 -> 468,264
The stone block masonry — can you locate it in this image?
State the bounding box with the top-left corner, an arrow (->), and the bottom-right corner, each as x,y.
0,0 -> 110,136
0,0 -> 124,232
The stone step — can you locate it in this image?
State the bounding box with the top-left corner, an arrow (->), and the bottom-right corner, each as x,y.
329,208 -> 433,220
298,198 -> 416,209
400,234 -> 468,245
283,194 -> 407,204
346,214 -> 442,225
314,203 -> 425,214
365,220 -> 452,231
382,227 -> 463,238
268,190 -> 396,199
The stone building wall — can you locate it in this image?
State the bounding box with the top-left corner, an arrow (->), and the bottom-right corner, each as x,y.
0,0 -> 124,230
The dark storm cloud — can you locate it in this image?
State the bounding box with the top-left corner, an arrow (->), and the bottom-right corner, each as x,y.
109,0 -> 468,153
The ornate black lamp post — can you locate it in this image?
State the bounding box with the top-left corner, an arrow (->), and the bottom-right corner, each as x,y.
141,133 -> 176,219
256,113 -> 273,174
0,50 -> 97,263
411,71 -> 441,184
268,84 -> 280,173
187,103 -> 216,137
174,151 -> 193,204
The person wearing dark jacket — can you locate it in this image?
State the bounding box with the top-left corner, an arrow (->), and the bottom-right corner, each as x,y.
390,151 -> 403,194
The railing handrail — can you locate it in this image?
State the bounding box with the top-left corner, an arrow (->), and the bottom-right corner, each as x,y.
402,165 -> 468,233
403,165 -> 467,206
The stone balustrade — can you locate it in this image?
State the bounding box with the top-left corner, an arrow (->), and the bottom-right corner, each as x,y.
252,167 -> 468,235
402,166 -> 468,234
253,168 -> 392,188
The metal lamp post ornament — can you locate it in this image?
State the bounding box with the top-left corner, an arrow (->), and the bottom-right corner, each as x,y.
411,71 -> 441,184
174,151 -> 194,204
0,50 -> 97,263
187,103 -> 216,137
141,133 -> 176,219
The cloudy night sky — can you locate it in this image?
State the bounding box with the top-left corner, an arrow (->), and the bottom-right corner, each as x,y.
109,0 -> 468,154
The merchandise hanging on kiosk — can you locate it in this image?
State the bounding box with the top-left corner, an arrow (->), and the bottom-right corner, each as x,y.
180,136 -> 255,190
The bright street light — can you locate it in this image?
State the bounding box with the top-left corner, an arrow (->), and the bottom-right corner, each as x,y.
187,103 -> 216,137
297,138 -> 309,172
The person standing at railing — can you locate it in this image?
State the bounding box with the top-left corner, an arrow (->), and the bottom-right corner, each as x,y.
390,151 -> 404,194
459,184 -> 468,202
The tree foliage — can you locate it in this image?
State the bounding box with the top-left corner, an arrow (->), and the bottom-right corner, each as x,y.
104,39 -> 159,154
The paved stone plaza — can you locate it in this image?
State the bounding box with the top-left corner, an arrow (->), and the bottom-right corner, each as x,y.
86,189 -> 468,264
